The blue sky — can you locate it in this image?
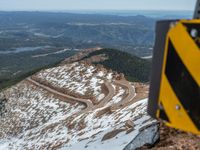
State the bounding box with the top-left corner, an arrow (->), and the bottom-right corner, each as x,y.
0,0 -> 196,11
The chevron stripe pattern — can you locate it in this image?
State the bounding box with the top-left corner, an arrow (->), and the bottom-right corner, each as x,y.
157,20 -> 200,135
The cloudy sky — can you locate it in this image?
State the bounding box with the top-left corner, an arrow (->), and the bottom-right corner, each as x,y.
0,0 -> 196,11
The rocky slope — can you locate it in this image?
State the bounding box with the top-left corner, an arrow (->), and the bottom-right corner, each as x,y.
0,48 -> 158,150
139,123 -> 200,150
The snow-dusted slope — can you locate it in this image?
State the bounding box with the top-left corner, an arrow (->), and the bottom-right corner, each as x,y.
34,63 -> 114,102
0,62 -> 158,150
62,99 -> 156,150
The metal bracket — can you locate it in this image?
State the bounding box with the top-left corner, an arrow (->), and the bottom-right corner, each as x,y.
194,0 -> 200,19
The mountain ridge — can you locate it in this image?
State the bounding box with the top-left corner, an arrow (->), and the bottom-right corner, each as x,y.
63,48 -> 151,82
0,47 -> 158,149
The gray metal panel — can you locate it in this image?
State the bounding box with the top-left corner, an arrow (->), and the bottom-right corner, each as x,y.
147,20 -> 176,118
194,0 -> 200,19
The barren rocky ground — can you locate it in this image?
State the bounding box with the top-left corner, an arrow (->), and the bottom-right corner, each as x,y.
139,123 -> 200,150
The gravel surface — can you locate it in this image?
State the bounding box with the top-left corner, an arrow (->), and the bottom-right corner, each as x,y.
139,122 -> 200,150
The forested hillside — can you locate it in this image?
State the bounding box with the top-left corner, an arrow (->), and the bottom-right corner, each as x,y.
81,48 -> 151,82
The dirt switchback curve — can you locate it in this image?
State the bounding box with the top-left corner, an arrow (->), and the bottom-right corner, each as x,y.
26,78 -> 116,111
114,79 -> 136,103
26,77 -> 93,108
26,77 -> 142,114
93,81 -> 115,109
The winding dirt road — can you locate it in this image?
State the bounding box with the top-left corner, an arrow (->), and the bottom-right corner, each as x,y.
114,79 -> 136,103
94,81 -> 115,109
26,77 -> 93,108
26,77 -> 139,114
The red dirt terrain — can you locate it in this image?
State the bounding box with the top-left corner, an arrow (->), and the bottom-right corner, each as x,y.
139,123 -> 200,150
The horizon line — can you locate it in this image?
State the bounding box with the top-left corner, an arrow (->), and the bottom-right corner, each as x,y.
0,9 -> 194,12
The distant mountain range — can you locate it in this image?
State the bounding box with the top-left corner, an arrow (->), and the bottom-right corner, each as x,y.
0,11 -> 193,54
0,11 -> 155,55
59,10 -> 193,19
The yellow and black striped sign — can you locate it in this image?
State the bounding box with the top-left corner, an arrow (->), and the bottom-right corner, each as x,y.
148,20 -> 200,135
